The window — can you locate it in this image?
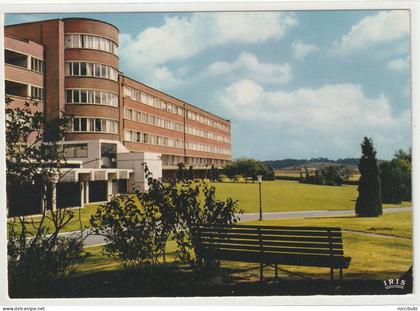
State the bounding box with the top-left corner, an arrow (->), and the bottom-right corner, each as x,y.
66,89 -> 73,102
73,90 -> 80,102
80,62 -> 87,75
66,89 -> 117,107
65,34 -> 118,55
95,118 -> 102,132
31,86 -> 43,101
80,90 -> 87,103
30,57 -> 44,73
80,118 -> 87,131
73,118 -> 80,131
94,64 -> 101,77
72,62 -> 80,75
87,90 -> 94,103
124,86 -> 132,97
66,62 -> 118,80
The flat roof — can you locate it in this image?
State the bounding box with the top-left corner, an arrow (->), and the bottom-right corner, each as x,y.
122,75 -> 231,123
6,17 -> 119,32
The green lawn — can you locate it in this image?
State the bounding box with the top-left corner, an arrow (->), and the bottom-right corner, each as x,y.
220,232 -> 411,281
8,203 -> 101,235
79,211 -> 412,281
245,211 -> 412,239
210,180 -> 410,213
8,181 -> 411,233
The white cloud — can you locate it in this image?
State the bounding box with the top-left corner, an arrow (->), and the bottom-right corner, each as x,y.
204,52 -> 292,84
386,56 -> 410,73
118,12 -> 297,89
120,12 -> 297,67
219,80 -> 409,157
335,10 -> 409,52
292,40 -> 319,60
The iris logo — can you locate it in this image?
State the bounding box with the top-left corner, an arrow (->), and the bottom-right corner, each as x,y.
383,278 -> 406,290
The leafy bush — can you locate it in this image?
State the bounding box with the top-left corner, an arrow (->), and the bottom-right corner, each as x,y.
91,165 -> 242,271
8,223 -> 85,296
234,176 -> 246,182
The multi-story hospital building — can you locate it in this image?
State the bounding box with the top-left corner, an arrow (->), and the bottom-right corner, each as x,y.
4,18 -> 231,214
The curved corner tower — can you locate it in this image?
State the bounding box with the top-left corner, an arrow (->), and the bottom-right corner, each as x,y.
63,18 -> 120,141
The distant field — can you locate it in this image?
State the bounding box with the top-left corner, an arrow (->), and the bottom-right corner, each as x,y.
275,169 -> 361,182
210,180 -> 409,213
274,169 -> 302,177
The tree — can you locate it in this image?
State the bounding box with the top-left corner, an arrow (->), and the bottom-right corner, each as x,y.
223,158 -> 275,180
355,137 -> 382,217
188,165 -> 194,180
177,162 -> 185,181
380,149 -> 411,203
6,98 -> 86,297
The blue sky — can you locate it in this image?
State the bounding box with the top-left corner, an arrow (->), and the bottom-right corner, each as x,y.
5,11 -> 411,160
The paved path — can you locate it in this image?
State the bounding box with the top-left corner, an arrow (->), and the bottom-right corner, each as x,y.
63,206 -> 411,247
237,206 -> 412,222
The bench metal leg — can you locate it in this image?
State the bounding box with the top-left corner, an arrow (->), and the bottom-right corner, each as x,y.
260,263 -> 264,281
340,268 -> 343,283
275,264 -> 278,279
218,259 -> 221,276
330,268 -> 334,281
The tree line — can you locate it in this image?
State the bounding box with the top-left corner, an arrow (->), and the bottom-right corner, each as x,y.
264,157 -> 360,170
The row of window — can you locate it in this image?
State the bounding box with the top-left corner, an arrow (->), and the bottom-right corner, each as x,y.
185,125 -> 230,143
62,143 -> 89,158
31,57 -> 44,74
123,85 -> 230,132
66,89 -> 118,107
161,155 -> 229,167
185,141 -> 230,155
65,33 -> 118,55
124,107 -> 230,143
186,111 -> 230,132
125,130 -> 183,148
125,130 -> 231,155
65,61 -> 118,81
124,85 -> 184,116
124,108 -> 183,132
71,117 -> 119,134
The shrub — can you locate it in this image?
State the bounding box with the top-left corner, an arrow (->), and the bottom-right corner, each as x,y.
8,223 -> 85,296
91,165 -> 242,271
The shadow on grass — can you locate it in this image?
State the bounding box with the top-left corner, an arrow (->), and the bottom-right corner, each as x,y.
10,265 -> 412,298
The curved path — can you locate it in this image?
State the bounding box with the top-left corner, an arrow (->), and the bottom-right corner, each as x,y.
237,206 -> 411,222
62,206 -> 411,247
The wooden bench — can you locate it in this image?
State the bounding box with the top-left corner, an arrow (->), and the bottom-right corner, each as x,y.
195,224 -> 351,282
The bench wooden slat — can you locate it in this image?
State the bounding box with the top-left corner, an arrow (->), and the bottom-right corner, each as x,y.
199,243 -> 345,255
200,237 -> 344,250
197,232 -> 344,244
198,227 -> 342,237
198,248 -> 351,269
200,224 -> 342,231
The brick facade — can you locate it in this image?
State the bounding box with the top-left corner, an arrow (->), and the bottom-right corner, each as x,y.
5,17 -> 232,171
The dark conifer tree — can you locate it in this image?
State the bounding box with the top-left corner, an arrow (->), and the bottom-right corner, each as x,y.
355,137 -> 383,217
